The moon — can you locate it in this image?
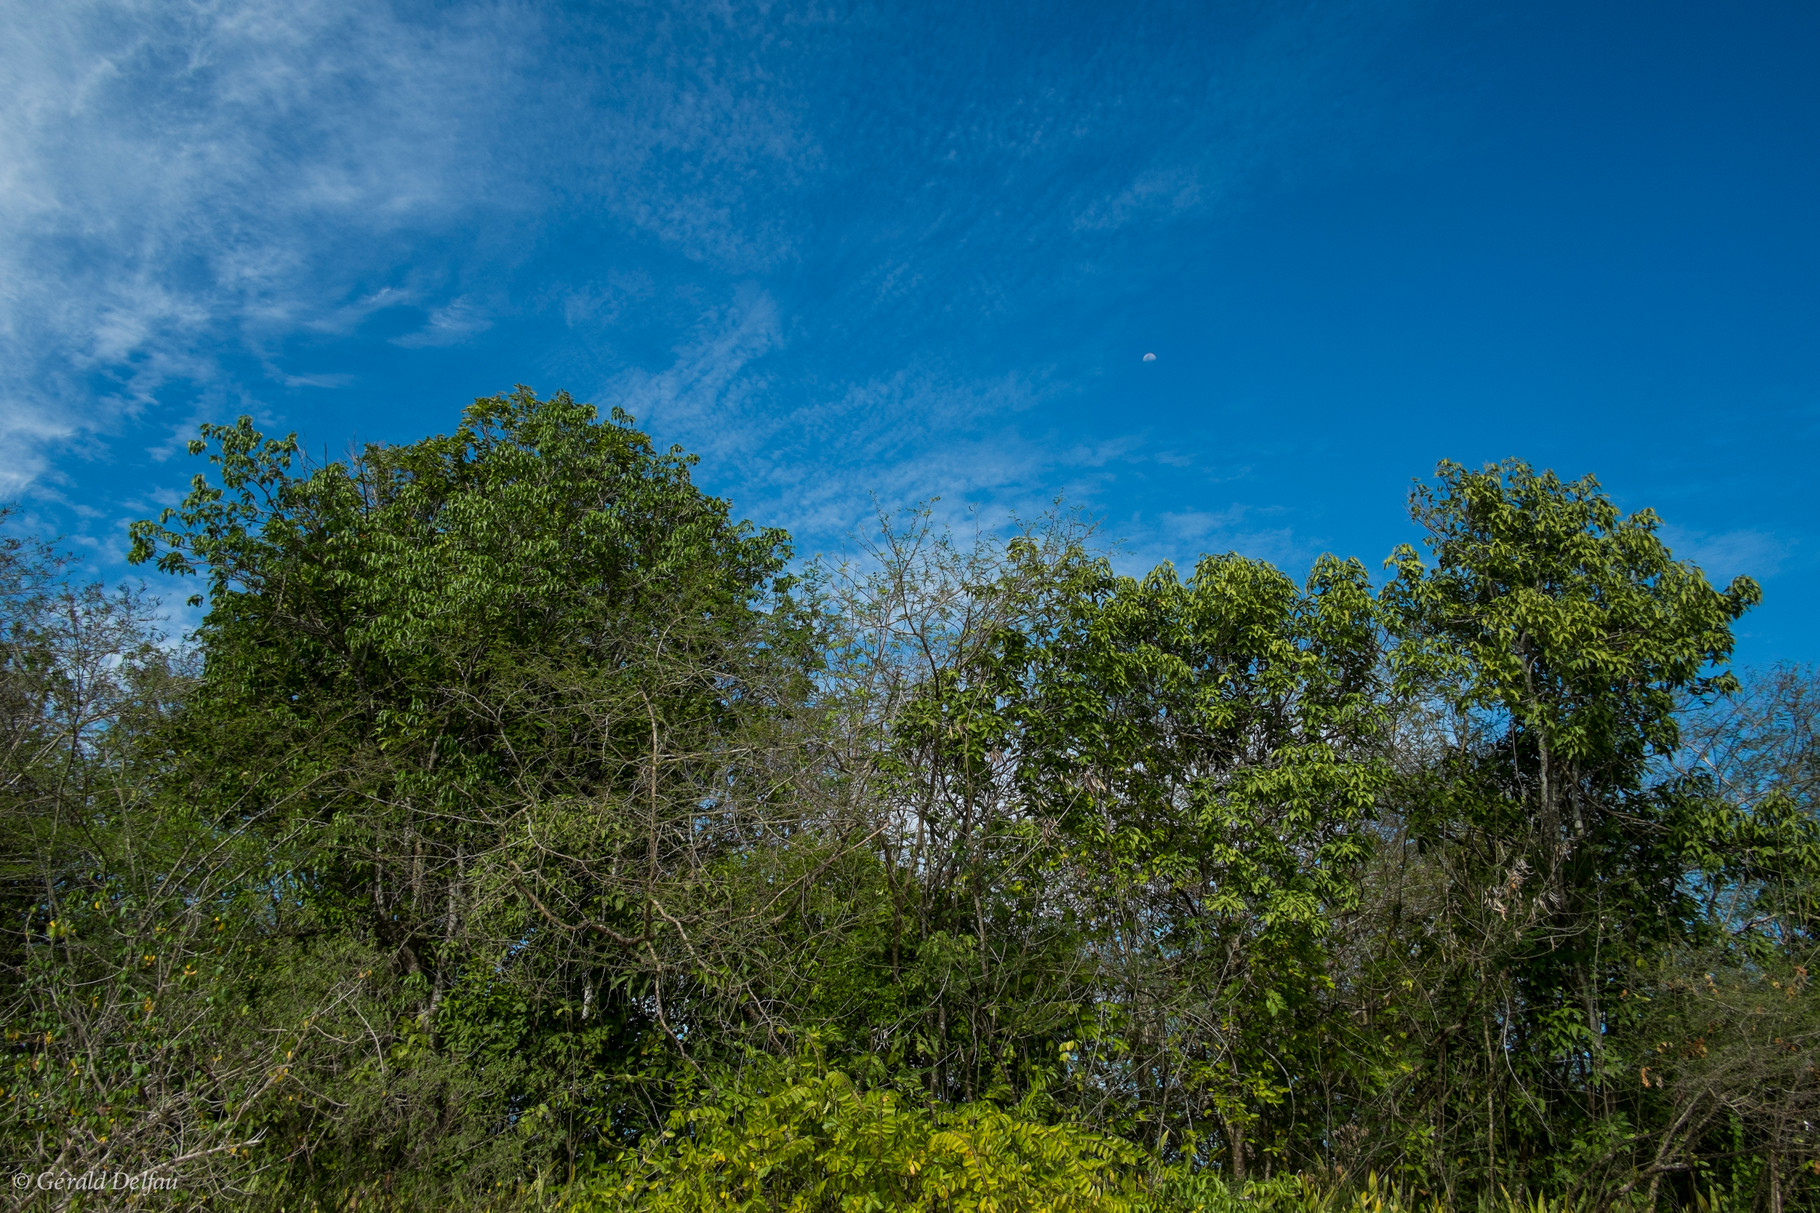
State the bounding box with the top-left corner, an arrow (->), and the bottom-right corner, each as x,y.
1142,352 -> 1156,362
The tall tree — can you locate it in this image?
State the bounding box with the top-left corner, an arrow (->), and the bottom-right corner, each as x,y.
1375,459 -> 1761,1195
125,389 -> 820,1198
1014,551 -> 1385,1176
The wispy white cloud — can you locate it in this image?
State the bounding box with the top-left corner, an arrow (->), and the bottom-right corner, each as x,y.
597,305 -> 1200,557
1072,165 -> 1207,233
0,0 -> 820,490
392,297 -> 493,349
1104,504 -> 1308,577
1,0 -> 1433,588
1660,524 -> 1794,584
0,0 -> 538,475
608,287 -> 787,440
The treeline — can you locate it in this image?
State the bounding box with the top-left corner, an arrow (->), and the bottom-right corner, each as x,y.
2,390 -> 1815,1211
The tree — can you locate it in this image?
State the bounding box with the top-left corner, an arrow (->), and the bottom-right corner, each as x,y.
10,424 -> 1807,1211
1012,551 -> 1385,1176
122,388 -> 822,1200
1373,459 -> 1761,1197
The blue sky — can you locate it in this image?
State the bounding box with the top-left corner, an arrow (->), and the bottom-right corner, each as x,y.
4,0 -> 1816,664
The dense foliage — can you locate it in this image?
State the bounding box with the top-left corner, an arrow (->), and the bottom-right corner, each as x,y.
2,389 -> 1814,1211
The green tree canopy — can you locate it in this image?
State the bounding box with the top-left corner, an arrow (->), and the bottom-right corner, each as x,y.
2,421 -> 1810,1213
